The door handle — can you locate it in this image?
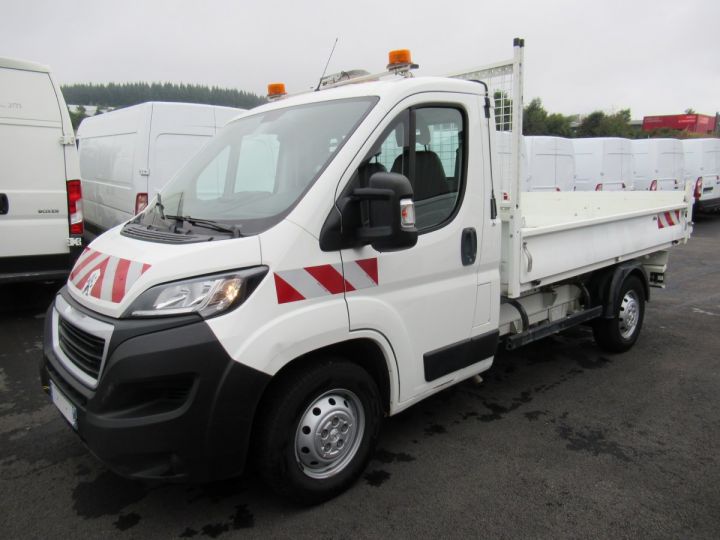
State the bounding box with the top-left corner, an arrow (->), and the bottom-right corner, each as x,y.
0,194 -> 8,215
522,241 -> 533,273
461,227 -> 477,266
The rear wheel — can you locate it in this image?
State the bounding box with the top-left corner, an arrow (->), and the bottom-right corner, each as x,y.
593,275 -> 645,353
254,359 -> 382,504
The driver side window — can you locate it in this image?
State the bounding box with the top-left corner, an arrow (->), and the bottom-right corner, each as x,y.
361,106 -> 465,231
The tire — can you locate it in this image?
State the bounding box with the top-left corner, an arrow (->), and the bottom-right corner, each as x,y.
254,358 -> 382,504
593,275 -> 645,353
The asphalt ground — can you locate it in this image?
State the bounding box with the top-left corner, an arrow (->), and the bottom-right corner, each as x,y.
1,216 -> 719,539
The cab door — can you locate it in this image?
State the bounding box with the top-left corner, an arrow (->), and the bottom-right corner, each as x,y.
341,93 -> 495,403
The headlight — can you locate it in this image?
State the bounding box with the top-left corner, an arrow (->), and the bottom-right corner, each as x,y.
124,266 -> 268,318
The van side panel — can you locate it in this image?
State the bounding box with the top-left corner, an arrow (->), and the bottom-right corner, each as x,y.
78,104 -> 149,233
0,67 -> 69,258
79,133 -> 137,228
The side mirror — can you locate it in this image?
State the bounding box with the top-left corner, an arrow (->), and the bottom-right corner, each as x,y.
356,172 -> 418,251
319,172 -> 418,252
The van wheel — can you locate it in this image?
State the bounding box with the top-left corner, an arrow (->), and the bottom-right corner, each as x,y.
254,359 -> 382,504
593,275 -> 645,353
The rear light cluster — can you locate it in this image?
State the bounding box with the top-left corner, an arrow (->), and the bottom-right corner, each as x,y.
135,192 -> 149,215
595,183 -> 603,191
694,177 -> 703,200
66,180 -> 83,235
649,180 -> 658,191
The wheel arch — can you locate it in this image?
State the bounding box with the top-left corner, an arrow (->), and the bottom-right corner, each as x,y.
256,336 -> 396,419
589,261 -> 650,319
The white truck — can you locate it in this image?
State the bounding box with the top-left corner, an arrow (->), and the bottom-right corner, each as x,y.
0,57 -> 83,282
573,137 -> 633,191
42,40 -> 693,503
77,102 -> 244,239
682,138 -> 720,213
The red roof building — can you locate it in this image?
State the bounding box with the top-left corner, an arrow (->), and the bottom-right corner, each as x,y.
642,114 -> 718,134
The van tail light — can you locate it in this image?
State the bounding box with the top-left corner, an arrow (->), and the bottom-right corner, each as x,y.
621,183 -> 626,190
502,191 -> 509,201
595,183 -> 603,191
694,177 -> 703,200
135,192 -> 149,214
649,180 -> 658,191
555,187 -> 561,192
716,175 -> 719,185
66,180 -> 83,235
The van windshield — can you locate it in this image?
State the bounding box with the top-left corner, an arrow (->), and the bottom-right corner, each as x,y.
135,96 -> 377,236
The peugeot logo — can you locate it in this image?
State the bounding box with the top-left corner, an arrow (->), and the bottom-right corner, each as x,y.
82,269 -> 101,296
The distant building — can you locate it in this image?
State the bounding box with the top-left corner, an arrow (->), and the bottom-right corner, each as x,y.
642,114 -> 718,135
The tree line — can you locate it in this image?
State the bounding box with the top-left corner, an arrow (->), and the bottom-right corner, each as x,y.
522,98 -> 698,139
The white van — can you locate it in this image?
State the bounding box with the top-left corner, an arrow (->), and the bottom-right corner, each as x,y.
573,137 -> 633,191
524,136 -> 575,192
631,139 -> 684,191
77,102 -> 244,238
0,57 -> 83,283
682,138 -> 720,212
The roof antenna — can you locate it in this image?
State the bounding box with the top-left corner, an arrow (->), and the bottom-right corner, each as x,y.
316,37 -> 339,91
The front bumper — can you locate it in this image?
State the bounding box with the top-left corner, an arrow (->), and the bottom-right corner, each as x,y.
40,287 -> 270,481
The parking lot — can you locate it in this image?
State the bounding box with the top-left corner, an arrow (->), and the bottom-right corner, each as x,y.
1,216 -> 718,539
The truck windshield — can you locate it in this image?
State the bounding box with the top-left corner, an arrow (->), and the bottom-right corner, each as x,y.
139,96 -> 377,236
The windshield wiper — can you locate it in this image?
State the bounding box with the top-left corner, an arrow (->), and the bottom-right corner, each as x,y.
165,215 -> 243,238
155,192 -> 167,219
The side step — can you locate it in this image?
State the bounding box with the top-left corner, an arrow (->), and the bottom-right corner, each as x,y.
505,306 -> 602,350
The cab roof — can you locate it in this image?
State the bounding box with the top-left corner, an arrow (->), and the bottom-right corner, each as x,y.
0,56 -> 51,73
229,76 -> 485,124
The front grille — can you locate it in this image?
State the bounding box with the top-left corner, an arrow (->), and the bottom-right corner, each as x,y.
58,317 -> 105,379
103,376 -> 196,416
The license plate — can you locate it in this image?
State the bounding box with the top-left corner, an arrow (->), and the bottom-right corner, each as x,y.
50,381 -> 77,429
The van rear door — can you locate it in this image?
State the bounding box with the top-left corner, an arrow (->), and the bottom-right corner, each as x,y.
0,65 -> 69,259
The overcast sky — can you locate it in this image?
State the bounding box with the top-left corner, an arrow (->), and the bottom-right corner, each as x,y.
2,0 -> 718,118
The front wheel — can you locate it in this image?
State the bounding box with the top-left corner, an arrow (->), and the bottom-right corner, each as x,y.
254,359 -> 382,504
593,275 -> 645,353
